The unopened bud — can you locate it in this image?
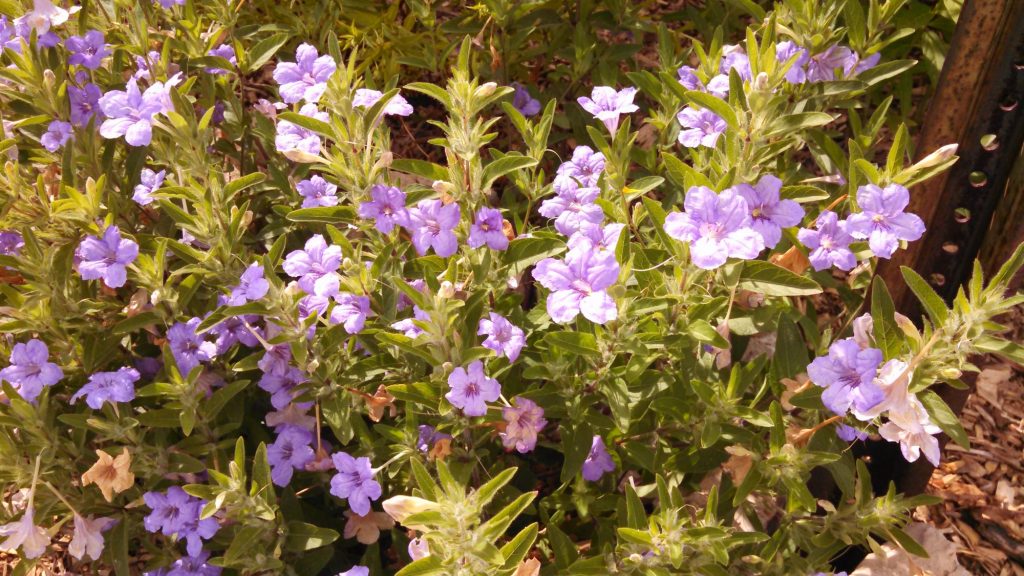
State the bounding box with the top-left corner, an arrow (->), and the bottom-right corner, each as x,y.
43,69 -> 56,89
284,281 -> 302,297
753,72 -> 769,91
432,180 -> 453,194
241,210 -> 253,229
408,537 -> 430,560
914,143 -> 958,170
474,82 -> 498,98
150,289 -> 163,305
377,150 -> 393,169
940,367 -> 962,380
382,496 -> 438,530
438,281 -> 455,298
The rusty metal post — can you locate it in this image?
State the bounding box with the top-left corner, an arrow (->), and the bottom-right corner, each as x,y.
875,0 -> 1024,494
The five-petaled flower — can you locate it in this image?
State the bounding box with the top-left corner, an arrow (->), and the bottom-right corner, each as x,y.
297,174 -> 339,208
352,89 -> 414,116
272,42 -> 337,104
501,397 -> 547,453
845,183 -> 926,259
70,367 -> 140,409
77,226 -> 139,289
268,426 -> 315,486
0,338 -> 62,403
664,186 -> 764,270
467,207 -> 509,251
478,312 -> 526,362
81,448 -> 135,502
358,184 -> 409,234
404,199 -> 461,257
807,338 -> 884,416
445,360 -> 501,417
132,168 -> 165,205
66,30 -> 110,69
330,452 -> 382,516
797,210 -> 857,271
732,175 -> 804,248
676,107 -> 727,148
577,86 -> 639,133
283,234 -> 342,295
533,247 -> 620,324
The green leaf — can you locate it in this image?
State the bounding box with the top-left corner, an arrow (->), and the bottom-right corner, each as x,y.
405,82 -> 452,109
394,555 -> 446,576
900,266 -> 948,325
857,60 -> 918,87
277,111 -> 333,139
547,521 -> 579,569
503,236 -> 564,269
919,390 -> 970,449
870,275 -> 903,359
480,491 -> 536,541
246,34 -> 290,72
764,112 -> 834,138
544,331 -> 600,356
474,467 -> 517,507
482,155 -> 537,190
662,152 -> 713,190
889,526 -> 930,558
391,158 -> 450,182
688,320 -> 729,348
224,173 -> 266,200
286,206 -> 356,224
500,523 -> 539,567
284,521 -> 340,552
685,90 -> 738,130
738,261 -> 822,296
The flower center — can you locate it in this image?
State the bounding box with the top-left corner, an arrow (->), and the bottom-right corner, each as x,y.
571,279 -> 592,295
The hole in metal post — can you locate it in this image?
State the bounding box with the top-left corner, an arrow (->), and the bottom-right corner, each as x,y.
954,207 -> 971,223
930,273 -> 946,286
980,134 -> 999,150
969,171 -> 988,187
942,242 -> 959,254
1001,99 -> 1018,111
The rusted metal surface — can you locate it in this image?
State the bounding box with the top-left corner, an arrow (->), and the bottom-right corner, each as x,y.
875,0 -> 1024,495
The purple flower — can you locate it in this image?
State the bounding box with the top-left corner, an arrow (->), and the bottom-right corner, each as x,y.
664,186 -> 764,270
404,199 -> 461,257
731,175 -> 804,248
275,103 -> 328,161
142,487 -> 218,557
272,43 -> 336,104
677,65 -> 704,91
15,0 -> 68,45
330,293 -> 370,334
577,86 -> 639,133
797,210 -> 857,271
0,231 -> 24,256
445,360 -> 501,417
69,82 -> 102,127
719,45 -> 752,80
41,120 -> 73,152
66,30 -> 109,69
416,425 -> 451,452
845,184 -> 925,259
98,79 -> 171,146
258,366 -> 308,410
556,146 -> 605,188
807,338 -> 884,416
0,16 -> 23,55
133,168 -> 166,206
228,262 -> 269,306
133,50 -> 162,80
268,426 -> 315,486
0,339 -> 62,403
844,52 -> 881,76
339,567 -> 370,576
167,317 -> 217,375
538,182 -> 604,237
776,41 -> 809,84
297,175 -> 338,208
567,221 -> 625,253
478,313 -> 525,362
70,367 -> 139,409
166,551 -> 222,576
582,435 -> 615,481
836,423 -> 868,442
467,207 -> 508,251
211,313 -> 260,354
676,108 -> 726,148
76,226 -> 139,288
706,75 -> 730,98
806,45 -> 854,83
330,452 -> 382,516
282,234 -> 342,295
511,83 -> 541,116
352,89 -> 413,116
533,247 -> 619,324
205,44 -> 236,75
391,307 -> 430,338
157,0 -> 185,7
500,397 -> 546,453
358,184 -> 408,234
0,507 -> 48,559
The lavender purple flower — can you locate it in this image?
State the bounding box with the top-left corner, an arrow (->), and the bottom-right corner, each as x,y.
416,425 -> 451,453
537,181 -> 605,237
133,168 -> 166,206
76,226 -> 139,288
797,210 -> 857,271
532,247 -> 619,324
330,293 -> 371,334
352,89 -> 414,116
445,360 -> 501,417
282,234 -> 342,295
358,184 -> 408,234
330,452 -> 382,516
776,41 -> 809,84
70,367 -> 140,409
845,184 -> 926,259
268,426 -> 315,486
807,338 -> 884,416
165,551 -> 222,576
556,146 -> 605,188
0,339 -> 63,403
806,45 -> 854,83
41,120 -> 72,152
0,231 -> 24,256
478,312 -> 526,362
582,435 -> 616,481
275,103 -> 329,161
663,186 -> 764,270
676,108 -> 727,148
142,486 -> 219,557
98,78 -> 176,147
577,86 -> 639,133
272,43 -> 336,104
511,83 -> 541,116
404,199 -> 461,257
391,307 -> 430,339
567,221 -> 625,253
66,30 -> 109,69
297,175 -> 338,208
167,317 -> 217,375
69,82 -> 102,127
500,397 -> 546,453
467,207 -> 508,251
731,175 -> 804,248
719,45 -> 752,80
258,366 -> 308,410
227,262 -> 269,306
677,65 -> 704,91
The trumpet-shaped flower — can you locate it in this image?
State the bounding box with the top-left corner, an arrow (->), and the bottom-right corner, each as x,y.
807,338 -> 884,416
533,247 -> 619,324
404,199 -> 461,257
273,43 -> 336,104
478,312 -> 526,362
0,339 -> 62,403
446,360 -> 501,417
797,210 -> 857,271
664,186 -> 764,269
845,184 -> 926,259
582,436 -> 615,481
577,86 -> 639,133
330,452 -> 382,516
731,175 -> 804,248
77,226 -> 139,288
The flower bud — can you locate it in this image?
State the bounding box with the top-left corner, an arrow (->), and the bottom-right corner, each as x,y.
438,281 -> 455,298
381,496 -> 437,530
43,69 -> 56,90
913,143 -> 959,170
284,281 -> 302,298
940,367 -> 962,380
753,72 -> 769,91
150,289 -> 163,305
431,180 -> 453,194
474,82 -> 497,98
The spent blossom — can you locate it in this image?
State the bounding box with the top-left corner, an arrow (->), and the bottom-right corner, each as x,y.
352,88 -> 414,116
68,514 -> 116,561
797,210 -> 857,271
478,312 -> 526,362
0,507 -> 48,559
273,42 -> 336,104
501,397 -> 547,453
577,86 -> 639,133
70,367 -> 140,409
731,175 -> 804,248
664,186 -> 764,270
445,360 -> 501,417
533,247 -> 619,324
330,452 -> 382,516
76,226 -> 139,289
